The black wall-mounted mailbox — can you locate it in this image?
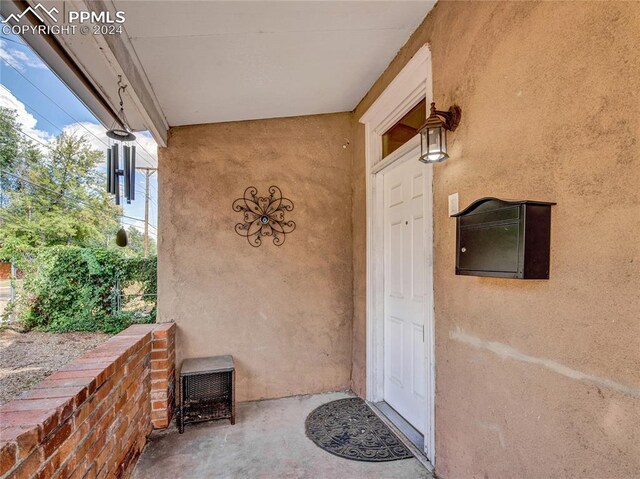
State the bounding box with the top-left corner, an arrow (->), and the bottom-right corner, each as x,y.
452,198 -> 556,279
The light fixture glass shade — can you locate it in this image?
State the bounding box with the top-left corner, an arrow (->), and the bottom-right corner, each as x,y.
418,101 -> 461,164
419,123 -> 448,163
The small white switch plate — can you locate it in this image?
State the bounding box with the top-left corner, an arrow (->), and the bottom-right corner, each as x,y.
448,193 -> 459,216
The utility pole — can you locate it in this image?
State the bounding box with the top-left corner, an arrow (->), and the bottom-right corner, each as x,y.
136,167 -> 157,257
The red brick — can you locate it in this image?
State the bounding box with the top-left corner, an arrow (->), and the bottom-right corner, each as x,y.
34,377 -> 96,395
117,324 -> 154,336
151,329 -> 167,339
68,460 -> 88,479
73,394 -> 100,427
84,435 -> 105,467
92,382 -> 115,406
57,451 -> 80,479
85,402 -> 110,433
150,359 -> 169,370
67,428 -> 92,466
151,338 -> 168,349
150,410 -> 167,421
33,451 -> 59,479
150,370 -> 168,382
151,418 -> 168,429
20,386 -> 86,402
94,440 -> 114,475
150,350 -> 167,360
0,426 -> 40,459
0,409 -> 59,438
42,421 -> 73,459
60,360 -> 114,372
151,400 -> 167,411
48,369 -> 105,381
80,353 -> 119,361
4,397 -> 75,430
149,391 -> 166,400
1,397 -> 71,412
0,441 -> 16,476
84,461 -> 97,479
10,447 -> 42,478
57,422 -> 87,466
123,365 -> 144,388
151,379 -> 168,389
93,409 -> 115,438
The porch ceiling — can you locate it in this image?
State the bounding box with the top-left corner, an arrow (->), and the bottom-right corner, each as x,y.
113,0 -> 435,126
2,0 -> 434,145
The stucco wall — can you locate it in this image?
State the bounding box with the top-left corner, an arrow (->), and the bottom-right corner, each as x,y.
352,2 -> 640,478
158,113 -> 354,402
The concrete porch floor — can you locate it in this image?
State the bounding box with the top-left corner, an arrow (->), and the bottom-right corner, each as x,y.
133,391 -> 433,479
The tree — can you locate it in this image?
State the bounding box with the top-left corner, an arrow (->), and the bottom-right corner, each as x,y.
0,107 -> 20,174
0,108 -> 120,257
0,107 -> 41,208
125,226 -> 157,256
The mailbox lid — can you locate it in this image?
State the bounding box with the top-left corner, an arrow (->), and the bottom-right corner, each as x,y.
458,204 -> 520,228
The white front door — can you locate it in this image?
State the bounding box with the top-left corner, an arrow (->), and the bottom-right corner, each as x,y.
382,153 -> 431,434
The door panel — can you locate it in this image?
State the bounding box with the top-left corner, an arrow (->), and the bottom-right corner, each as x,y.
383,156 -> 431,434
387,316 -> 404,385
389,221 -> 404,297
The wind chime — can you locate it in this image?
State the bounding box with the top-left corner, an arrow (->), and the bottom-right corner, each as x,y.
106,76 -> 137,246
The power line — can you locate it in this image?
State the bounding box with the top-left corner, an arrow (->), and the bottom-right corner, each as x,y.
0,168 -> 147,225
13,126 -> 152,196
0,214 -> 156,245
11,128 -> 152,203
10,95 -> 73,142
20,119 -> 160,198
9,124 -> 157,218
2,60 -> 157,167
0,207 -> 146,233
2,64 -> 111,147
2,174 -> 143,226
11,126 -> 52,151
129,136 -> 157,167
122,218 -> 157,232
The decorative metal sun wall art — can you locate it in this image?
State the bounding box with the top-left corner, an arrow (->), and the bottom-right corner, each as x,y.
233,186 -> 296,247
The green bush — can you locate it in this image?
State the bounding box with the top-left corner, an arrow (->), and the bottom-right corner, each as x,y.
12,246 -> 157,334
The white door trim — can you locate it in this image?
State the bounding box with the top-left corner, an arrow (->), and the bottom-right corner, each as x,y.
359,44 -> 436,463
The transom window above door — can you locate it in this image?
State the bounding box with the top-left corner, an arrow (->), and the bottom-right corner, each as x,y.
381,99 -> 426,159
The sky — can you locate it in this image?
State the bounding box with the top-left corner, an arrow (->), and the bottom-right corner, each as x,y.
0,31 -> 158,239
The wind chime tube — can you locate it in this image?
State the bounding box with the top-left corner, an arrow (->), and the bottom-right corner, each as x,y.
130,146 -> 136,202
124,145 -> 131,204
113,145 -> 120,206
109,145 -> 117,195
106,147 -> 112,194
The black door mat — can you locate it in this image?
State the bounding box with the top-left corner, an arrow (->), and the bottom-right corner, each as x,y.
305,397 -> 413,462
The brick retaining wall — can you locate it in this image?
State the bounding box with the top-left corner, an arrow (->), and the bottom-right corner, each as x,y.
0,323 -> 176,479
149,325 -> 175,429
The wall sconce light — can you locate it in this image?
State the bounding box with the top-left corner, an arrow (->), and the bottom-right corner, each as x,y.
418,102 -> 462,163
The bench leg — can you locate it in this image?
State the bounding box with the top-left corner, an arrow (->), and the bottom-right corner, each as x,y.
178,377 -> 184,433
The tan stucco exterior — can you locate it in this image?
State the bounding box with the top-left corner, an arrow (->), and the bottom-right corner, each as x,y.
158,113 -> 354,402
351,1 -> 640,478
158,2 -> 639,477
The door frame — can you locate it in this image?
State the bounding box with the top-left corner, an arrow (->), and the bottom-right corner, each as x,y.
359,44 -> 436,463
